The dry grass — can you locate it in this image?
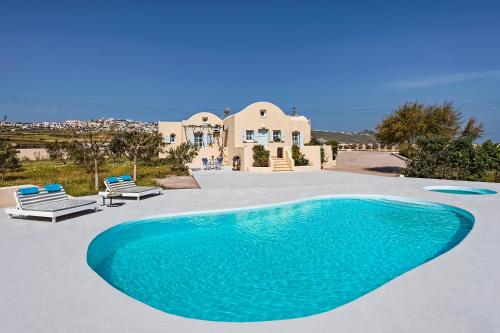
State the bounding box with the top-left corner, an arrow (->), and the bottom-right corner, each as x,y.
0,160 -> 177,196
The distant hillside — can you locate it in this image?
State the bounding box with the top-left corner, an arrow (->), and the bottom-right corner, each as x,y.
312,130 -> 377,143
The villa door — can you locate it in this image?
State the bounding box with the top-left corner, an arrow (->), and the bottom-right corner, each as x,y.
277,147 -> 283,158
257,129 -> 268,146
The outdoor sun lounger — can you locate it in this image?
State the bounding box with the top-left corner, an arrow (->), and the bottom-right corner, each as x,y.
104,175 -> 162,201
5,184 -> 98,223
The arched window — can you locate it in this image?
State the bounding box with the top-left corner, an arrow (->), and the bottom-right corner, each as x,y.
170,133 -> 176,143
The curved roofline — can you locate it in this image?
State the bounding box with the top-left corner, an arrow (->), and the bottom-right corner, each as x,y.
290,115 -> 309,121
186,111 -> 222,123
224,101 -> 286,120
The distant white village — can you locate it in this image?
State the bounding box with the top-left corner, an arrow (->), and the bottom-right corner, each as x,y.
2,118 -> 157,132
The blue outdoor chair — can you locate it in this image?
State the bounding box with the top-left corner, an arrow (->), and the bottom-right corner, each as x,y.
202,158 -> 209,170
215,157 -> 223,170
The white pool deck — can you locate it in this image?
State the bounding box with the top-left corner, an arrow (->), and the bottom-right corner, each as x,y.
1,170 -> 499,333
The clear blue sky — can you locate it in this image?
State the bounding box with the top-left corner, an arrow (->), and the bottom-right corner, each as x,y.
1,1 -> 499,140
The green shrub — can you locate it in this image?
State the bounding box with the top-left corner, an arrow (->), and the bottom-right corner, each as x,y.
0,142 -> 20,180
291,144 -> 309,166
46,140 -> 67,163
326,140 -> 338,160
252,145 -> 270,167
404,136 -> 499,182
320,147 -> 326,163
398,144 -> 414,158
308,137 -> 322,145
164,143 -> 198,172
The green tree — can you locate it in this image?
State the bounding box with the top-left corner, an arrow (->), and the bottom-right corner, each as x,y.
164,142 -> 198,173
0,142 -> 20,180
46,140 -> 67,163
252,145 -> 270,167
68,126 -> 113,192
308,137 -> 322,145
66,141 -> 92,168
461,117 -> 485,141
376,102 -> 463,156
376,102 -> 428,147
326,140 -> 338,160
424,102 -> 461,139
108,135 -> 126,162
110,130 -> 165,181
291,144 -> 309,166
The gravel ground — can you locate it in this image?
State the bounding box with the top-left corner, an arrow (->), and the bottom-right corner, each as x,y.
334,151 -> 406,176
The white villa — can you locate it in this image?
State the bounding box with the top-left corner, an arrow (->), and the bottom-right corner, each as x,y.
159,101 -> 329,172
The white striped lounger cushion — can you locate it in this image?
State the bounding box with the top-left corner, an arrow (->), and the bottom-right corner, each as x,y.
106,179 -> 159,193
23,199 -> 97,212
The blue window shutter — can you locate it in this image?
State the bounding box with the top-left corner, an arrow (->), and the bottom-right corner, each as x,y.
242,130 -> 246,142
269,131 -> 274,142
187,128 -> 194,144
202,133 -> 208,147
299,132 -> 304,146
164,135 -> 171,144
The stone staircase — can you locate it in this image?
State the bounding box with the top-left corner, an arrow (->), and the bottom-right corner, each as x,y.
271,157 -> 293,172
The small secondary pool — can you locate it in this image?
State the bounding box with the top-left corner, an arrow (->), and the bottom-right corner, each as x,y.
87,196 -> 474,322
424,186 -> 497,195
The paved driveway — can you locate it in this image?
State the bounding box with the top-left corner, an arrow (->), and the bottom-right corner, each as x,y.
334,151 -> 406,176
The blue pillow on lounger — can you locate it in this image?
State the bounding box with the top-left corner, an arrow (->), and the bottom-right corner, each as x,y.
19,186 -> 39,195
44,184 -> 62,193
106,176 -> 119,183
121,175 -> 132,181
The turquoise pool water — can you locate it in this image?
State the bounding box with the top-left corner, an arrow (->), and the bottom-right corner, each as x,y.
424,186 -> 497,195
87,196 -> 474,322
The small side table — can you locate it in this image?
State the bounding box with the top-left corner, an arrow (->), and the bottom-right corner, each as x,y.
98,191 -> 122,207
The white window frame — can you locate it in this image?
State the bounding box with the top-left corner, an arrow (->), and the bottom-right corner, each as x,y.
194,132 -> 203,149
272,130 -> 281,142
292,131 -> 300,145
245,130 -> 255,142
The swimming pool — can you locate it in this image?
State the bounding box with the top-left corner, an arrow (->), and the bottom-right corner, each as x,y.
423,186 -> 497,195
87,196 -> 474,322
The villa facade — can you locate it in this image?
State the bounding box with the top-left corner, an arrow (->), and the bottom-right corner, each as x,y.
159,102 -> 323,172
